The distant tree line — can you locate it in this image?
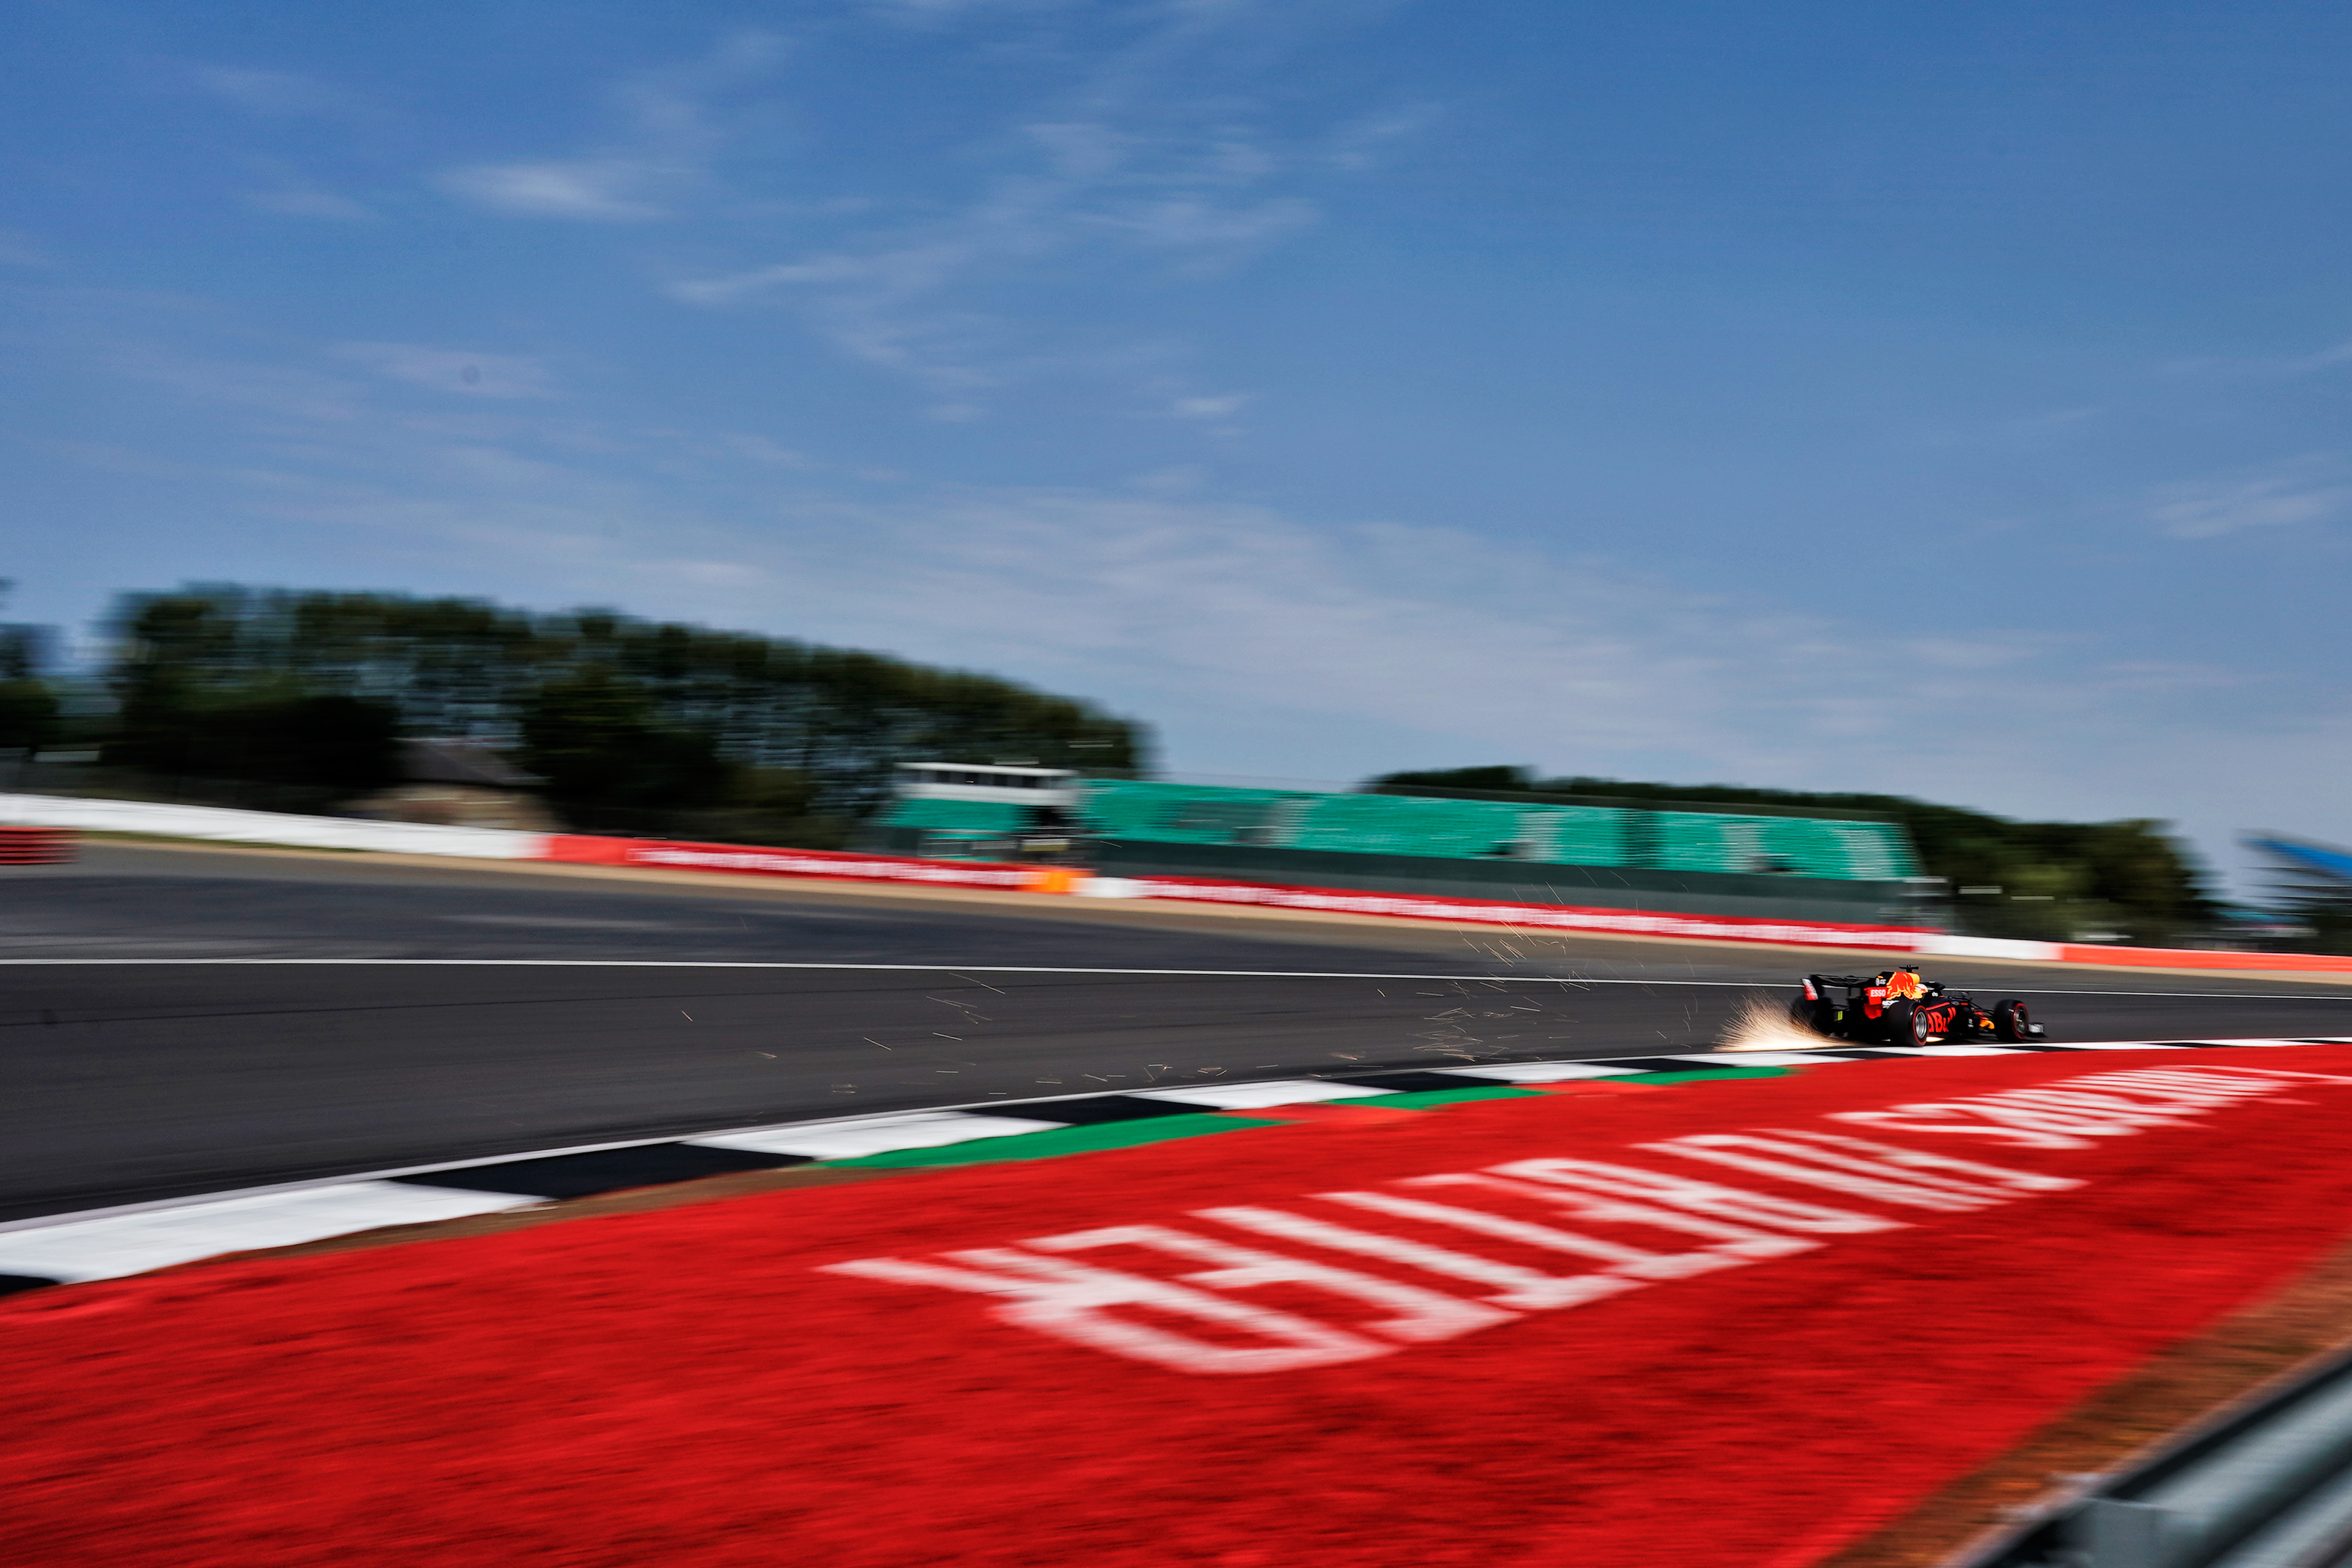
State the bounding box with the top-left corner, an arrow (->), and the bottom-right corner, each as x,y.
1375,765 -> 2216,945
74,585 -> 1146,844
0,582 -> 2234,937
0,630 -> 59,755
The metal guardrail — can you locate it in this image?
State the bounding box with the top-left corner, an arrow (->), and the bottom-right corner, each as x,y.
1961,1341 -> 2352,1568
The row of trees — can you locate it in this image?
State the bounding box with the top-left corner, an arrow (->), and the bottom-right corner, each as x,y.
0,613 -> 59,755
1376,765 -> 2216,945
28,585 -> 1147,846
0,585 -> 2253,944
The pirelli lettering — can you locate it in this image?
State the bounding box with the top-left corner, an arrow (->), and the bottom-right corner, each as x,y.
819,1066 -> 2318,1376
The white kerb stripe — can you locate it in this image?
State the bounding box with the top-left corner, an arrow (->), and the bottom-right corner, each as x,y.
689,1114 -> 1067,1159
1438,1062 -> 1642,1082
0,1181 -> 537,1284
1129,1081 -> 1390,1110
2177,1038 -> 2323,1048
1862,1046 -> 2028,1057
1671,1052 -> 1851,1066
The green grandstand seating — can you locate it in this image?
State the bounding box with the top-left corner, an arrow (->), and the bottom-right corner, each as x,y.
911,778 -> 1920,882
877,798 -> 1032,834
1287,793 -> 1532,859
1751,816 -> 1853,878
1817,820 -> 1920,879
1077,781 -> 1314,845
1651,813 -> 1767,875
1644,812 -> 1922,878
1519,806 -> 1630,867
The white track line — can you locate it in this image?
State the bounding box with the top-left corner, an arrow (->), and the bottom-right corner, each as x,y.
1,956 -> 2347,1001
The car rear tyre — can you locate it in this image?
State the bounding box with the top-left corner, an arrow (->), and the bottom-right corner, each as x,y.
1883,1000 -> 1935,1047
1993,1000 -> 2032,1043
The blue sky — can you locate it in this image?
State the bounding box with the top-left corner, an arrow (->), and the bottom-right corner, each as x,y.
5,0 -> 2350,890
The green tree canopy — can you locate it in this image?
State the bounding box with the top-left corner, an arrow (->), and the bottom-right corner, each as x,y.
100,586 -> 1149,824
0,588 -> 62,753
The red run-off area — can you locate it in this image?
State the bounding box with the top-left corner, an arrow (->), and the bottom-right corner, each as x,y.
11,1049 -> 2352,1568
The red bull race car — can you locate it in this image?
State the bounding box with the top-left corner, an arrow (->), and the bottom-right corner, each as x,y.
1789,968 -> 2044,1047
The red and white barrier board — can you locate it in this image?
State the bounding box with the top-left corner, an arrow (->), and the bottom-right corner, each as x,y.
536,833 -> 1050,891
0,826 -> 74,864
538,837 -> 1938,950
1078,869 -> 1937,951
8,793 -> 2350,972
0,793 -> 539,859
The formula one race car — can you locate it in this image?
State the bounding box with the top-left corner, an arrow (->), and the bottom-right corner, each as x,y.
1789,968 -> 2045,1047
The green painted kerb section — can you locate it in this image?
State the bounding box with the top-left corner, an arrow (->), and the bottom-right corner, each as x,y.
811,1066 -> 1799,1174
1350,1086 -> 1548,1109
821,1113 -> 1280,1169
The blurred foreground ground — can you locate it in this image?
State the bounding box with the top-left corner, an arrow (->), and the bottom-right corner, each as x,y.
8,1047 -> 2352,1566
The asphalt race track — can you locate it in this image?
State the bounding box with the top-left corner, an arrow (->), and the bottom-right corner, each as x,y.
5,842 -> 2349,1224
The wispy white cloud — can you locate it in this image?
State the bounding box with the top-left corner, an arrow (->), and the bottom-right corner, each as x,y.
0,228 -> 57,268
718,433 -> 808,466
1088,194 -> 1319,266
191,65 -> 351,116
1322,103 -> 1444,171
242,186 -> 379,222
667,124 -> 1321,394
662,4 -> 1409,406
437,158 -> 683,221
434,31 -> 784,223
333,343 -> 558,399
2148,459 -> 2351,538
419,12 -> 1407,408
92,329 -> 2172,800
2164,336 -> 2352,381
62,320 -> 2348,873
1128,464 -> 1209,494
179,408 -> 2267,817
1171,393 -> 1250,418
869,0 -> 1075,24
116,352 -> 369,423
669,252 -> 916,304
